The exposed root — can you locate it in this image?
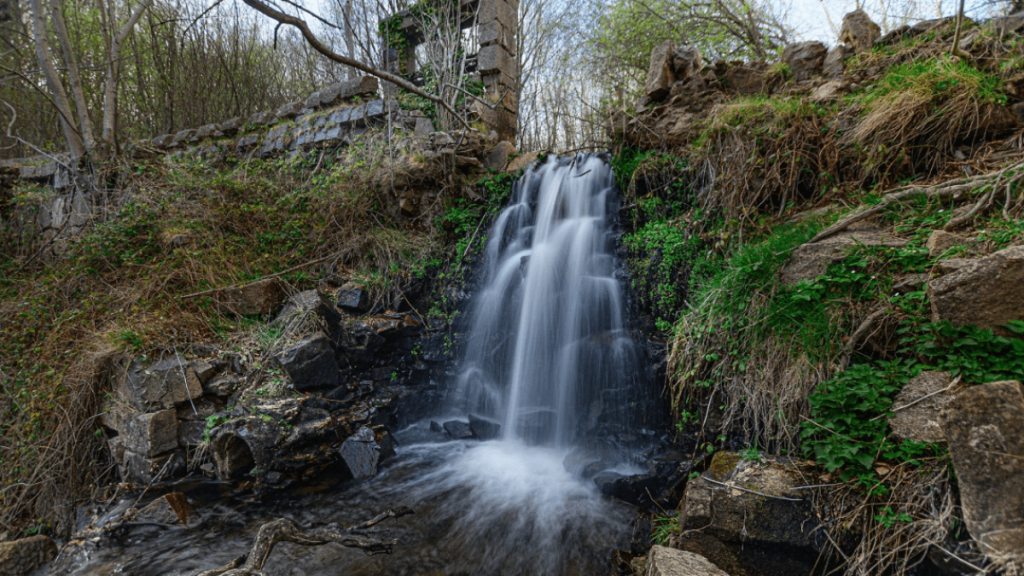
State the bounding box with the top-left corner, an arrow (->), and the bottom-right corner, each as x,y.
195,507 -> 414,576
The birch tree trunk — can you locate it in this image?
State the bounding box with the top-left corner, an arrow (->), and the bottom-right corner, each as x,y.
100,0 -> 153,152
50,0 -> 97,154
28,0 -> 86,160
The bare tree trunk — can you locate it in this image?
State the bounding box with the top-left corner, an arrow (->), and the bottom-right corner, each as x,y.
28,0 -> 84,160
343,0 -> 356,79
50,0 -> 96,154
100,0 -> 154,152
951,0 -> 969,59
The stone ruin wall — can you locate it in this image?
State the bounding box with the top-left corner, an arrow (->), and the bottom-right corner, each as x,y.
382,0 -> 519,143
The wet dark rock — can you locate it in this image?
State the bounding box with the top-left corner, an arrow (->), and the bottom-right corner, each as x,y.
178,420 -> 206,446
336,322 -> 385,367
136,492 -> 192,525
176,397 -> 221,421
189,359 -> 219,384
123,448 -> 185,484
275,415 -> 340,472
593,470 -> 663,508
275,290 -> 344,342
0,535 -> 58,576
563,445 -> 610,478
515,409 -> 557,444
278,332 -> 340,391
336,288 -> 370,312
339,426 -> 394,479
468,413 -> 501,440
443,420 -> 474,439
430,420 -> 444,433
209,397 -> 346,480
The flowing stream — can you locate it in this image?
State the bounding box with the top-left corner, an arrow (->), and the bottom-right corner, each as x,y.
52,154 -> 650,576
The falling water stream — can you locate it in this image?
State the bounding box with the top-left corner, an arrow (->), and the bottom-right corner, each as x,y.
52,155 -> 649,576
451,154 -> 643,446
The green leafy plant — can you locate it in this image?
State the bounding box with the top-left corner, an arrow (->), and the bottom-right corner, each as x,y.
651,513 -> 679,546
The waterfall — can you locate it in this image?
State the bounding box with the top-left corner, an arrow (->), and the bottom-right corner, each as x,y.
451,153 -> 642,446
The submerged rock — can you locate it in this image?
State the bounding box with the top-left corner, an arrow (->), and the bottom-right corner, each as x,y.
336,288 -> 370,312
468,413 -> 501,440
135,492 -> 192,526
443,420 -> 474,440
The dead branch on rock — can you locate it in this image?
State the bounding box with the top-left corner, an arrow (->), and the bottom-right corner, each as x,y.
196,507 -> 414,576
811,160 -> 1024,244
240,0 -> 470,131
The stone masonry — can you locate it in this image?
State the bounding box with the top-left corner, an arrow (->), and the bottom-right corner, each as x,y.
381,0 -> 518,142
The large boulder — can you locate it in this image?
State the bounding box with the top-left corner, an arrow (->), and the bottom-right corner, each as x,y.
928,245 -> 1024,332
277,332 -> 340,391
672,45 -> 702,80
940,381 -> 1024,565
645,41 -> 676,100
0,535 -> 58,576
646,546 -> 729,576
889,371 -> 958,443
840,9 -> 882,51
782,41 -> 827,82
680,452 -> 821,549
780,230 -> 907,286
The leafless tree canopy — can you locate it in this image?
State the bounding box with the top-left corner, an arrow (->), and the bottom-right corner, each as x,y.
0,0 -> 1009,158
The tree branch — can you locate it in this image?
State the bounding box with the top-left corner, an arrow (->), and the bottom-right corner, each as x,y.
195,508 -> 414,576
240,0 -> 471,131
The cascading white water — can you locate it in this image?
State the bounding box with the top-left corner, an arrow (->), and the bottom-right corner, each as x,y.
452,153 -> 641,445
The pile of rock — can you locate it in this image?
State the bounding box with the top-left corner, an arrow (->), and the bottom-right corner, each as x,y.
100,278 -> 445,486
